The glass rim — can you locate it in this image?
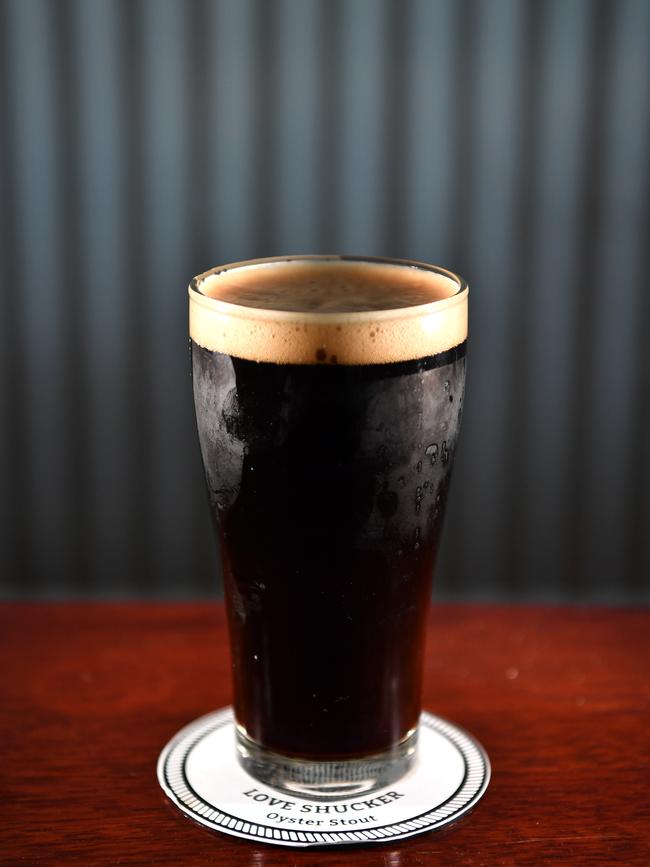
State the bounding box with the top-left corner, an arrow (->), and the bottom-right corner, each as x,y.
188,254 -> 468,324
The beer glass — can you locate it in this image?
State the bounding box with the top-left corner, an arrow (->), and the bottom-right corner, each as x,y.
189,255 -> 467,798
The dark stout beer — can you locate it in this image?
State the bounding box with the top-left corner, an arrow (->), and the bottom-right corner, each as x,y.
190,256 -> 467,782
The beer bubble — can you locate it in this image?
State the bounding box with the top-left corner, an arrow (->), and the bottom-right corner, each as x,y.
441,440 -> 449,464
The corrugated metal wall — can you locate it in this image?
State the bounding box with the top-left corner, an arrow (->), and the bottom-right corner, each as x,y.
1,0 -> 648,600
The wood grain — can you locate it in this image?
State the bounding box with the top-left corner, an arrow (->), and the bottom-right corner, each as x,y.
1,604 -> 649,865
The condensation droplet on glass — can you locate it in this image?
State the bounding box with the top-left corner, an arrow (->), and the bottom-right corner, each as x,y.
416,460 -> 422,473
444,380 -> 450,392
426,443 -> 438,465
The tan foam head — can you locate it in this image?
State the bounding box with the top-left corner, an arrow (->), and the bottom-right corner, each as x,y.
189,256 -> 468,365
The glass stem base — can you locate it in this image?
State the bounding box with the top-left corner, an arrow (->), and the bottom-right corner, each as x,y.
236,726 -> 418,800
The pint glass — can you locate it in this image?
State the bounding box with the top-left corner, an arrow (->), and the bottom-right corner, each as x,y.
189,256 -> 467,798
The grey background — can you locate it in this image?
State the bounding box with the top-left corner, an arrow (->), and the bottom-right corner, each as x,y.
1,0 -> 648,601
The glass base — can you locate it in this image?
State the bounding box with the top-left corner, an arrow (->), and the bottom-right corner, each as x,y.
236,726 -> 418,800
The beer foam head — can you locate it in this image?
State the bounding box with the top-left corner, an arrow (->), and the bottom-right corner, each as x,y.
189,256 -> 468,365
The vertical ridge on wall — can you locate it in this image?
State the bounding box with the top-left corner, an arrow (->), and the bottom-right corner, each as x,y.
1,0 -> 648,600
380,0 -> 410,254
455,0 -> 524,597
579,0 -> 650,600
315,0 -> 343,252
338,0 -> 387,254
207,0 -> 256,266
435,0 -> 477,596
628,178 -> 650,594
501,0 -> 545,597
403,0 -> 457,266
119,0 -> 154,591
567,0 -> 616,599
6,0 -> 66,595
142,0 -> 198,595
274,0 -> 321,255
0,2 -> 26,591
251,0 -> 279,257
53,2 -> 89,593
76,0 -> 131,593
520,0 -> 590,600
185,0 -> 216,594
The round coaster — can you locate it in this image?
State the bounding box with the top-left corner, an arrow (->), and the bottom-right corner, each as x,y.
158,707 -> 490,848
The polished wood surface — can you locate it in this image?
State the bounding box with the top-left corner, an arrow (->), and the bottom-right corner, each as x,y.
2,604 -> 649,864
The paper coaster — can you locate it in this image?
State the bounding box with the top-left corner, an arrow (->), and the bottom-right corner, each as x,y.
157,707 -> 490,848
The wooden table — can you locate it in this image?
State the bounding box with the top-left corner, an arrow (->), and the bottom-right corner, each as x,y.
2,604 -> 649,865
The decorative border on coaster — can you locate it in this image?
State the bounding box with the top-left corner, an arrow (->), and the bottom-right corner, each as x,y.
158,707 -> 490,848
